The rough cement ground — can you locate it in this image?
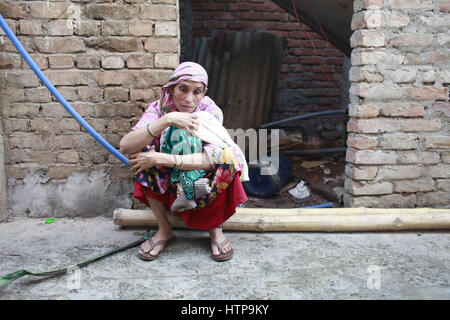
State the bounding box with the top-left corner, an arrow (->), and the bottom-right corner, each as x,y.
0,217 -> 449,300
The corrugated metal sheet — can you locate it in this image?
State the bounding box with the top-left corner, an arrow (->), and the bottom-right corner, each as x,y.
191,31 -> 286,130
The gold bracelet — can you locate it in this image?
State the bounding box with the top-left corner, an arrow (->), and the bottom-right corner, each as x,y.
146,124 -> 156,138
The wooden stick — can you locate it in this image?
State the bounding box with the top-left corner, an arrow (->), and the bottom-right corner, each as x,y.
113,208 -> 450,232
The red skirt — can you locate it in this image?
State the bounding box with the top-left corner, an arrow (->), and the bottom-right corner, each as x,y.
133,172 -> 247,230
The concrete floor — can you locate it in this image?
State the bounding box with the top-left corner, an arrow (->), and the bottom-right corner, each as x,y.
0,217 -> 449,300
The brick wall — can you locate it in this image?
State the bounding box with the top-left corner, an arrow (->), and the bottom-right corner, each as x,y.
184,0 -> 349,138
344,0 -> 450,208
0,0 -> 179,218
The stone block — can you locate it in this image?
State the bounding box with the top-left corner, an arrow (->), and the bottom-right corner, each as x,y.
30,3 -> 71,19
353,0 -> 383,12
104,87 -> 129,102
380,104 -> 423,117
346,149 -> 397,164
376,165 -> 423,180
74,21 -> 100,37
350,30 -> 385,48
130,89 -> 156,102
352,10 -> 385,30
78,86 -> 103,103
437,179 -> 450,191
394,179 -> 435,193
442,152 -> 450,163
345,179 -> 393,195
127,54 -> 154,69
154,53 -> 179,69
348,103 -> 380,118
347,134 -> 378,150
425,164 -> 450,178
385,12 -> 410,27
387,0 -> 434,10
101,21 -> 130,36
347,118 -> 399,134
389,34 -> 433,47
378,134 -> 419,150
49,56 -> 75,69
56,150 -> 80,163
19,21 -> 44,36
345,193 -> 417,208
30,119 -> 55,132
87,37 -> 141,52
102,56 -> 125,69
140,5 -> 178,20
86,4 -> 139,20
1,71 -> 40,88
46,20 -> 73,36
417,192 -> 450,206
129,22 -> 154,36
24,87 -> 52,103
350,83 -> 405,100
144,37 -> 179,53
46,71 -> 88,86
408,87 -> 446,100
400,119 -> 442,132
345,164 -> 379,180
0,2 -> 26,19
77,56 -> 101,69
155,21 -> 178,37
424,136 -> 450,149
397,151 -> 440,164
34,38 -> 86,54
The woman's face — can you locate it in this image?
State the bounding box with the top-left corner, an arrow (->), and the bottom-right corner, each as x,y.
170,80 -> 207,113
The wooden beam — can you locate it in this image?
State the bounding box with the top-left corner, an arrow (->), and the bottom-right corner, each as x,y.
113,208 -> 450,232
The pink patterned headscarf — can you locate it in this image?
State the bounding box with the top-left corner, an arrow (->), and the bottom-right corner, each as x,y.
159,62 -> 208,114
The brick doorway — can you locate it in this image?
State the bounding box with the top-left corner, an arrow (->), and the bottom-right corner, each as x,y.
179,0 -> 351,207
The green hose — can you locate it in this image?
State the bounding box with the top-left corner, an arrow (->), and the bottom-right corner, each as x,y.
0,232 -> 153,289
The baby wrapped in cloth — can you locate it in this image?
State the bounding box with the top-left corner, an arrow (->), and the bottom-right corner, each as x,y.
160,111 -> 249,212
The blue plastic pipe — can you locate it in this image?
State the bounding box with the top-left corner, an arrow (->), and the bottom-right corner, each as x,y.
237,202 -> 334,209
0,14 -> 130,167
301,202 -> 334,209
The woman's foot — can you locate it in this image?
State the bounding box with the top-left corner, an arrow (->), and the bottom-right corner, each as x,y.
138,228 -> 174,260
209,227 -> 233,261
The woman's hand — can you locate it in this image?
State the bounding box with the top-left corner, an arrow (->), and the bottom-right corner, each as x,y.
165,112 -> 199,136
128,146 -> 159,176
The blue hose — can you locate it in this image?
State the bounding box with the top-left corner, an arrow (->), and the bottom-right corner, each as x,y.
301,202 -> 334,209
237,202 -> 334,209
0,14 -> 130,167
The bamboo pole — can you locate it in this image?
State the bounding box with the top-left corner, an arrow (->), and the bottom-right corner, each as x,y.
113,208 -> 450,232
233,207 -> 449,216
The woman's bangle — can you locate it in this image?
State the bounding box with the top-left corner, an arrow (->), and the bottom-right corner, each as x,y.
146,124 -> 156,138
179,156 -> 185,170
172,154 -> 177,169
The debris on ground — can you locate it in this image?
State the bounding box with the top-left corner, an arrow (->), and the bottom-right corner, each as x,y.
288,180 -> 310,199
243,155 -> 346,209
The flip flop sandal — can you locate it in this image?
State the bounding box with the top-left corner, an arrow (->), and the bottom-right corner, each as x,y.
137,237 -> 175,261
210,238 -> 234,262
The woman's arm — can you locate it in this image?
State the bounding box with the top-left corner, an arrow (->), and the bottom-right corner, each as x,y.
120,112 -> 200,155
119,116 -> 169,155
129,149 -> 214,176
